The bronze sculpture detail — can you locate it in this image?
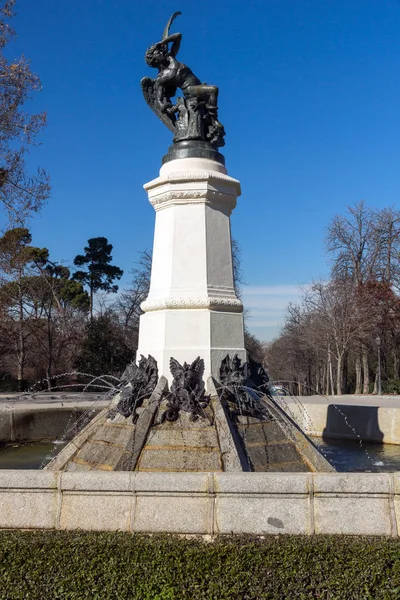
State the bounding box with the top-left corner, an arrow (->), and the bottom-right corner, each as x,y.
141,12 -> 225,152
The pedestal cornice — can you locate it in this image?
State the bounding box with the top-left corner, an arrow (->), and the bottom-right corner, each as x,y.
141,295 -> 243,313
144,170 -> 241,192
148,189 -> 236,212
144,171 -> 240,212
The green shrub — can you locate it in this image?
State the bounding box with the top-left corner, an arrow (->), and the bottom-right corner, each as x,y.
384,379 -> 400,394
1,532 -> 400,599
0,373 -> 29,392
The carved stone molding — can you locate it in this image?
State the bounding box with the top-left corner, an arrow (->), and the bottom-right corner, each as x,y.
144,171 -> 241,192
149,189 -> 236,211
141,295 -> 243,313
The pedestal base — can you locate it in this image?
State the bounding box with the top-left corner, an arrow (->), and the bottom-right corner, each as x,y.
137,308 -> 246,387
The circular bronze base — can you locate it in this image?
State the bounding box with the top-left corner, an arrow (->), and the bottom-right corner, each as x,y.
162,140 -> 225,166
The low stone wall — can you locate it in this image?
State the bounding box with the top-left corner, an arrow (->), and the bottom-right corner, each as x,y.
0,406 -> 106,443
0,471 -> 398,536
282,396 -> 400,444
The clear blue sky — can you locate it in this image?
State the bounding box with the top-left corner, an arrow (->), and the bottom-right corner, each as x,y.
6,0 -> 400,341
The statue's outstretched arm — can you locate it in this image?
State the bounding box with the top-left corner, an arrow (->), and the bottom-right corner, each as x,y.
162,32 -> 182,57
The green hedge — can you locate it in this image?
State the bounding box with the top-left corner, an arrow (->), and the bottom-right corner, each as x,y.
1,531 -> 400,599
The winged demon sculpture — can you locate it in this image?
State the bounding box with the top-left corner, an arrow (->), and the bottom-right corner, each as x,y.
161,356 -> 211,423
219,354 -> 270,419
141,12 -> 225,150
115,355 -> 158,422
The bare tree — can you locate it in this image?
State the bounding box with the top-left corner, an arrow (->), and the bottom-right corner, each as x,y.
306,280 -> 378,395
326,201 -> 379,285
267,280 -> 374,395
0,227 -> 43,386
112,250 -> 152,353
0,228 -> 89,388
327,201 -> 380,392
22,264 -> 89,389
0,1 -> 50,224
231,238 -> 245,299
375,207 -> 400,290
267,202 -> 400,395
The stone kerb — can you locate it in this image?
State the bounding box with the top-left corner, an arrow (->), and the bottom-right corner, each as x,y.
0,471 -> 399,536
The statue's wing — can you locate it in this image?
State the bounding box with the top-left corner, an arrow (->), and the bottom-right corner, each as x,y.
219,354 -> 233,385
170,357 -> 183,380
232,354 -> 242,373
138,354 -> 147,370
140,77 -> 176,133
121,362 -> 139,383
191,356 -> 205,380
144,355 -> 159,391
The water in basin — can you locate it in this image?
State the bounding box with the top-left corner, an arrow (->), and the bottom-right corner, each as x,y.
0,441 -> 67,469
311,437 -> 400,472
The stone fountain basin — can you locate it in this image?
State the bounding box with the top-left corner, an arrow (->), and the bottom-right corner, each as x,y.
1,392 -> 400,536
0,394 -> 108,443
2,393 -> 400,445
0,470 -> 398,536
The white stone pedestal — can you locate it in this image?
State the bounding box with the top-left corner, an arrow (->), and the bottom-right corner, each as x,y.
137,156 -> 246,386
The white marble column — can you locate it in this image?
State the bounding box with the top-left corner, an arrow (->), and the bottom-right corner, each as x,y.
137,156 -> 246,386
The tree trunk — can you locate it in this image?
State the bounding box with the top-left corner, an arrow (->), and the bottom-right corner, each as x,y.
343,352 -> 348,394
393,350 -> 399,380
373,371 -> 378,395
307,363 -> 312,395
45,308 -> 53,390
325,358 -> 329,396
355,353 -> 362,394
46,367 -> 52,391
17,356 -> 24,391
46,343 -> 53,390
17,281 -> 25,391
336,353 -> 343,396
362,345 -> 369,394
90,285 -> 94,321
328,347 -> 335,395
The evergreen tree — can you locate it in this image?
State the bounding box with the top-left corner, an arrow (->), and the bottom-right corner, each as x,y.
73,237 -> 123,319
74,314 -> 132,376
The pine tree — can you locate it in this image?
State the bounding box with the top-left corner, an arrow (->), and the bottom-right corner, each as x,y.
73,237 -> 123,319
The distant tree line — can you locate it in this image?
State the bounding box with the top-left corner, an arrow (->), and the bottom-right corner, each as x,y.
0,230 -> 136,390
266,202 -> 400,395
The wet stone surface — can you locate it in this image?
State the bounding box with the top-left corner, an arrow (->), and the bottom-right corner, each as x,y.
235,416 -> 310,472
138,447 -> 222,472
137,410 -> 222,472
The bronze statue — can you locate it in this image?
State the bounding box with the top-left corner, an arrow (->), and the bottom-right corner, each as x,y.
141,12 -> 225,151
160,356 -> 211,423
